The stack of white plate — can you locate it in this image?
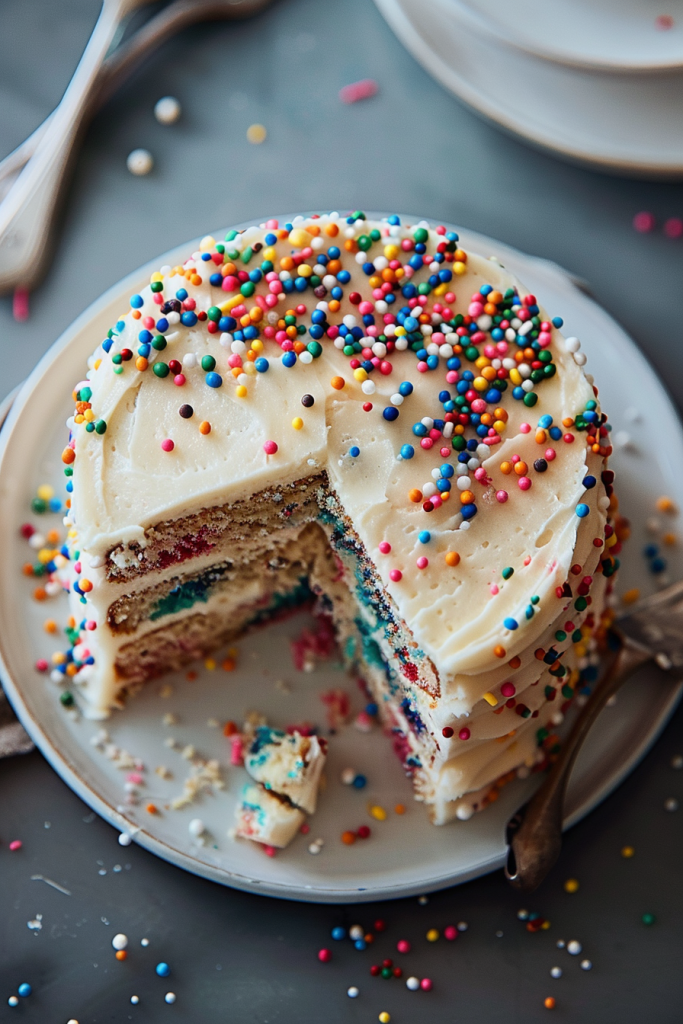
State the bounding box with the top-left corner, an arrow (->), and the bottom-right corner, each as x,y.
374,0 -> 683,176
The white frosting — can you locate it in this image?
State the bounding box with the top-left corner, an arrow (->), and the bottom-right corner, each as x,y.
68,216 -> 606,683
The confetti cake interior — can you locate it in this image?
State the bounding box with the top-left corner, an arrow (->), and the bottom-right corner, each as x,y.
60,212 -> 621,841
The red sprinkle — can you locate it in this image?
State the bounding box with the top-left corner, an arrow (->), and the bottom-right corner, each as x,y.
339,78 -> 378,104
318,948 -> 332,962
9,840 -> 22,851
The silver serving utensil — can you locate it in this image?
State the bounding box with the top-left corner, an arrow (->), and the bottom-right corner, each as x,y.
0,0 -> 272,294
505,580 -> 683,892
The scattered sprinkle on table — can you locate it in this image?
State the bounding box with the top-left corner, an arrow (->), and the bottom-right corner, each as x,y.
339,78 -> 378,104
126,149 -> 153,176
154,96 -> 181,124
246,123 -> 267,144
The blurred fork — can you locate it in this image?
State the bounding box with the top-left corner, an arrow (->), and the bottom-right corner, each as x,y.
0,0 -> 272,295
505,580 -> 683,892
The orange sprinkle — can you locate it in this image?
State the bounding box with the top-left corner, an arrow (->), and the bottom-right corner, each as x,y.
136,356 -> 148,371
33,587 -> 47,601
508,655 -> 522,669
330,376 -> 346,390
493,644 -> 506,658
22,563 -> 33,576
621,588 -> 640,605
46,529 -> 60,545
186,670 -> 198,681
500,461 -> 512,475
409,489 -> 423,503
513,461 -> 528,476
663,532 -> 678,545
43,619 -> 57,634
325,223 -> 339,237
115,950 -> 127,961
61,448 -> 75,465
146,803 -> 158,815
199,421 -> 211,435
544,997 -> 556,1010
459,490 -> 475,505
341,830 -> 356,845
656,496 -> 677,514
66,663 -> 78,677
223,720 -> 238,736
445,551 -> 460,567
394,803 -> 406,815
222,657 -> 236,671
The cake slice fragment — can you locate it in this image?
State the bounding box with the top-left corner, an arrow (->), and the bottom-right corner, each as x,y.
243,726 -> 327,814
233,784 -> 306,848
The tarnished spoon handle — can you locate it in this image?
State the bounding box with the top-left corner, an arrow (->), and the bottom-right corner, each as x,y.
504,633 -> 652,893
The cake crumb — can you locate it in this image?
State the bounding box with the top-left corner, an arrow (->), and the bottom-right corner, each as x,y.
206,718 -> 220,728
162,713 -> 178,726
155,766 -> 173,779
158,684 -> 174,698
181,744 -> 196,760
171,758 -> 224,809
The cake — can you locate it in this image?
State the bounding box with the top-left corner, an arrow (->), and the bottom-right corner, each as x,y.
58,212 -> 619,834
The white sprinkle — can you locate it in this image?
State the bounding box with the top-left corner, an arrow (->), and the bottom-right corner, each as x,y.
347,986 -> 359,998
455,803 -> 474,821
517,909 -> 529,920
112,933 -> 128,951
550,966 -> 562,978
671,754 -> 683,769
126,149 -> 154,176
164,992 -> 176,1004
189,818 -> 205,836
406,976 -> 420,991
665,797 -> 679,811
130,995 -> 140,1004
418,895 -> 429,905
349,924 -> 364,940
154,96 -> 181,124
341,768 -> 356,785
567,940 -> 582,955
581,959 -> 592,971
556,939 -> 566,948
457,921 -> 468,932
141,938 -> 150,947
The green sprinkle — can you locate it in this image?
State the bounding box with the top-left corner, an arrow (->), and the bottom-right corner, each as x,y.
502,567 -> 514,580
153,362 -> 170,378
201,355 -> 216,372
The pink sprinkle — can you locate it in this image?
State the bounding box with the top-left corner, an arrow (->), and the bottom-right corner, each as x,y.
389,569 -> 402,582
501,681 -> 516,697
656,14 -> 674,29
421,978 -> 433,991
633,211 -> 656,233
379,541 -> 391,554
444,925 -> 458,941
518,476 -> 532,490
431,495 -> 442,509
9,840 -> 22,851
86,620 -> 97,631
519,423 -> 531,434
496,490 -> 509,503
263,440 -> 278,455
13,287 -> 29,322
127,772 -> 144,784
173,374 -> 186,386
397,939 -> 411,954
230,737 -> 244,766
161,439 -> 174,452
490,584 -> 499,595
524,555 -> 532,566
339,78 -> 378,104
439,447 -> 450,458
35,659 -> 49,672
416,556 -> 429,570
264,845 -> 277,857
545,448 -> 557,461
511,454 -> 520,463
459,727 -> 471,741
664,217 -> 683,238
300,823 -> 310,834
318,948 -> 332,962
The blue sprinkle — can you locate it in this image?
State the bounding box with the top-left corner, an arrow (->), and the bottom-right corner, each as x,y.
538,414 -> 553,429
156,963 -> 170,978
512,386 -> 525,400
349,446 -> 360,458
436,478 -> 451,492
155,317 -> 169,333
582,475 -> 596,489
552,316 -> 563,328
418,531 -> 431,544
383,407 -> 399,422
17,984 -> 31,998
282,351 -> 297,368
549,426 -> 562,440
504,617 -> 519,631
138,330 -> 153,344
644,544 -> 659,558
181,311 -> 198,327
48,498 -> 62,512
352,774 -> 367,789
331,927 -> 346,941
461,503 -> 478,520
651,557 -> 667,574
255,358 -> 269,373
354,939 -> 367,951
440,464 -> 454,478
366,702 -> 378,716
205,372 -> 223,388
129,294 -> 143,309
576,503 -> 590,518
400,444 -> 415,460
175,288 -> 188,301
399,380 -> 414,397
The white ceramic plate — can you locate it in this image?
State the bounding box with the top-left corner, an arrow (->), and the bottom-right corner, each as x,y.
375,0 -> 683,177
0,220 -> 681,903
447,0 -> 683,72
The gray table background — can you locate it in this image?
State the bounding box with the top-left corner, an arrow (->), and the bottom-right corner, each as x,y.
1,0 -> 683,1020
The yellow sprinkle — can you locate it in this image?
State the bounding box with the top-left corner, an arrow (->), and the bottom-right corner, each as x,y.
656,496 -> 677,514
199,235 -> 216,251
621,588 -> 640,605
150,271 -> 164,283
291,417 -> 304,430
37,484 -> 54,501
220,294 -> 246,312
235,385 -> 248,398
621,845 -> 635,858
483,691 -> 498,706
379,1014 -> 391,1024
204,658 -> 216,671
369,805 -> 387,821
541,920 -> 551,930
453,260 -> 467,275
564,878 -> 579,893
246,123 -> 267,144
353,367 -> 368,382
51,652 -> 67,665
426,928 -> 439,942
288,228 -> 310,247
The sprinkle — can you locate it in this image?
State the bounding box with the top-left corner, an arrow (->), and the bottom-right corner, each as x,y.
642,912 -> 656,925
341,830 -> 356,845
339,79 -> 378,103
656,14 -> 674,29
164,993 -> 176,1004
621,845 -> 635,857
444,925 -> 458,940
445,551 -> 460,566
126,149 -> 153,175
379,542 -> 391,554
155,963 -> 170,977
318,948 -> 332,962
347,987 -> 359,998
179,404 -> 193,418
263,440 -> 278,455
397,939 -> 411,953
17,984 -> 31,998
246,123 -> 267,144
349,446 -> 360,458
416,556 -> 429,569
502,566 -> 514,579
656,496 -> 677,513
544,997 -> 556,1009
426,928 -> 439,942
421,978 -> 433,991
161,439 -> 174,452
330,376 -> 345,390
9,840 -> 22,851
664,217 -> 683,238
292,417 -> 303,430
406,977 -> 420,991
369,805 -> 387,821
112,934 -> 128,950
199,421 -> 211,435
13,286 -> 29,322
566,940 -> 582,955
389,569 -> 402,582
154,96 -> 181,124
483,692 -> 498,706
564,878 -> 579,893
576,504 -> 590,518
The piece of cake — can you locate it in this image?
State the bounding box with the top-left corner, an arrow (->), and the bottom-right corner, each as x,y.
244,726 -> 327,814
233,784 -> 306,848
58,211 -> 619,828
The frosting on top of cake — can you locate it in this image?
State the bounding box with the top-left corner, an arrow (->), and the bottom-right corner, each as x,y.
64,213 -> 612,678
